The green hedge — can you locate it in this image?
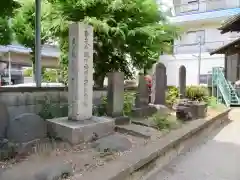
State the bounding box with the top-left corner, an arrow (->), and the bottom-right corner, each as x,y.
166,85 -> 209,107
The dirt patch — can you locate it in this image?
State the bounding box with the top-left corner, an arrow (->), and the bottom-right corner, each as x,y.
0,106 -> 227,179
0,133 -> 147,178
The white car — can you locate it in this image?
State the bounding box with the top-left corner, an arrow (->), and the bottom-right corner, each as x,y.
3,82 -> 65,87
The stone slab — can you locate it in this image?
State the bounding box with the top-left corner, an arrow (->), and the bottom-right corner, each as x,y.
92,134 -> 132,152
115,124 -> 160,138
131,106 -> 157,118
132,118 -> 156,128
7,113 -> 47,143
114,116 -> 130,125
46,116 -> 114,144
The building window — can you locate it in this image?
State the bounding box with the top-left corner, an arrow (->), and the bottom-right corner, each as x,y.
186,30 -> 205,45
180,0 -> 199,12
187,0 -> 199,4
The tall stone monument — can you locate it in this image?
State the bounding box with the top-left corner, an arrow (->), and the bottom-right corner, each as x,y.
151,63 -> 167,105
135,73 -> 149,108
68,23 -> 93,120
107,72 -> 124,117
47,23 -> 114,144
179,65 -> 186,98
107,72 -> 130,125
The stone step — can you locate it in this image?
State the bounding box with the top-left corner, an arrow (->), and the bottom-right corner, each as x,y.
115,124 -> 160,139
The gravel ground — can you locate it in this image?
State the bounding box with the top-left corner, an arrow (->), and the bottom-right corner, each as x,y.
0,107 -> 224,179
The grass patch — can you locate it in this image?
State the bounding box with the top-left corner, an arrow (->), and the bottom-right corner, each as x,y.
148,112 -> 182,131
207,96 -> 227,112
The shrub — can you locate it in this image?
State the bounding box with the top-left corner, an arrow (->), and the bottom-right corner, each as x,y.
148,112 -> 180,130
123,92 -> 135,115
150,113 -> 172,130
166,86 -> 179,107
186,86 -> 209,102
207,96 -> 217,107
38,95 -> 68,119
207,96 -> 226,111
94,92 -> 135,116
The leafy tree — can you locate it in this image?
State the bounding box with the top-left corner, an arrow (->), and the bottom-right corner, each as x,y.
0,18 -> 12,45
12,0 -> 51,77
42,68 -> 59,82
0,0 -> 20,45
24,67 -> 59,82
1,0 -> 20,17
47,0 -> 179,86
23,67 -> 33,77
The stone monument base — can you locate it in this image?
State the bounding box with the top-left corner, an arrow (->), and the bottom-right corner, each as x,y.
46,116 -> 114,145
114,116 -> 130,125
131,106 -> 157,118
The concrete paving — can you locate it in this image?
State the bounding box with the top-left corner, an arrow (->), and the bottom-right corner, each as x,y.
146,108 -> 240,180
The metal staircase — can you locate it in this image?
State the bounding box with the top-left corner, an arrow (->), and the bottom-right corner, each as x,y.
212,67 -> 240,107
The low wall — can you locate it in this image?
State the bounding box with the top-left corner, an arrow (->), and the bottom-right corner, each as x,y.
0,87 -> 106,121
0,86 -> 137,121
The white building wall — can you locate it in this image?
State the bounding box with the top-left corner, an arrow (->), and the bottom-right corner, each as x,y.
174,23 -> 239,54
159,53 -> 224,86
162,0 -> 240,87
173,0 -> 240,15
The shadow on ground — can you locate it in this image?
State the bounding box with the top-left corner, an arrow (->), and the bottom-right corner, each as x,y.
145,117 -> 240,180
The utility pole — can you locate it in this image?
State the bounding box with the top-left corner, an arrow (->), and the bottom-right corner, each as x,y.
35,0 -> 41,87
8,51 -> 11,85
197,36 -> 202,85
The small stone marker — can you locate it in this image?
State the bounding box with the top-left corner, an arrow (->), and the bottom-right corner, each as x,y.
135,74 -> 149,108
179,65 -> 186,98
68,22 -> 93,121
7,113 -> 46,143
151,63 -> 167,105
107,72 -> 125,117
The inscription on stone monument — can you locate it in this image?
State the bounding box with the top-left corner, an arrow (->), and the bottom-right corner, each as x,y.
84,29 -> 90,107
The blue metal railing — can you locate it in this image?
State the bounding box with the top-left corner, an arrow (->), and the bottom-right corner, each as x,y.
212,67 -> 240,106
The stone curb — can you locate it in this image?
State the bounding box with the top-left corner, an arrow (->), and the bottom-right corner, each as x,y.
74,109 -> 230,180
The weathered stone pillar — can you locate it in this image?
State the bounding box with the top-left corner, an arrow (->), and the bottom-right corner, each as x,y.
151,63 -> 167,105
107,72 -> 124,117
135,73 -> 149,108
107,72 -> 129,125
68,23 -> 93,120
179,65 -> 186,99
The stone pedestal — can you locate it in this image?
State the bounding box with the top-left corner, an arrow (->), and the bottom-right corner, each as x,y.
47,117 -> 114,144
47,23 -> 114,144
175,100 -> 207,121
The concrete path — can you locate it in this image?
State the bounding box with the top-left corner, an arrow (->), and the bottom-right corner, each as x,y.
145,108 -> 240,180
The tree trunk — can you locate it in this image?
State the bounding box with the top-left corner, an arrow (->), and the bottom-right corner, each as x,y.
144,68 -> 147,75
93,73 -> 105,88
